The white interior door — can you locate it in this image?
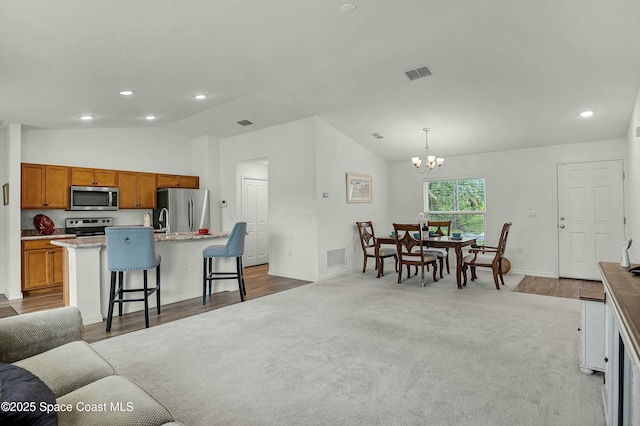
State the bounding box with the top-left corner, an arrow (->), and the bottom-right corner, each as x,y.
242,177 -> 269,267
558,160 -> 624,280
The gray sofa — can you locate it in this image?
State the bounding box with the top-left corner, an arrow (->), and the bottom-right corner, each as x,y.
0,306 -> 182,425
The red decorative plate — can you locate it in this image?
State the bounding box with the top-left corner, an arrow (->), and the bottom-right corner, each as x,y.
33,214 -> 55,235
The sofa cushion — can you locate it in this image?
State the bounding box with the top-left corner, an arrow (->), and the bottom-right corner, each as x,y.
14,341 -> 115,398
57,375 -> 174,426
0,306 -> 83,364
0,362 -> 58,425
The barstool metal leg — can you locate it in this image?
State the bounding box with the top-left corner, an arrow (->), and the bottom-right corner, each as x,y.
202,258 -> 208,305
106,271 -> 116,332
156,264 -> 161,314
118,271 -> 124,317
236,257 -> 244,302
143,270 -> 149,328
239,257 -> 247,296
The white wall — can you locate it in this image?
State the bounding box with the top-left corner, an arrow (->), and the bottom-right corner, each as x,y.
315,118 -> 389,280
389,138 -> 628,277
217,116 -> 389,281
219,117 -> 320,281
22,127 -> 194,174
627,87 -> 640,263
7,125 -> 23,299
0,129 -> 7,295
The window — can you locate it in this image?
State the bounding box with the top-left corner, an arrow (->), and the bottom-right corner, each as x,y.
423,178 -> 486,244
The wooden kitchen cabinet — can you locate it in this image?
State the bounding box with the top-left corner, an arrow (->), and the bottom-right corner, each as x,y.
157,174 -> 199,189
70,167 -> 117,187
21,163 -> 70,209
118,171 -> 157,208
22,239 -> 67,294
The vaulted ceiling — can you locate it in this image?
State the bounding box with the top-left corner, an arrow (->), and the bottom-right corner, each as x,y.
2,0 -> 640,161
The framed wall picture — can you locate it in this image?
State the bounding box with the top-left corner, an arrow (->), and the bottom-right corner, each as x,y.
2,183 -> 8,206
346,173 -> 372,203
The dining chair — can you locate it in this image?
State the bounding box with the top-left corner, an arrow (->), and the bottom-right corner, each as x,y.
423,220 -> 452,277
105,226 -> 161,332
202,222 -> 248,304
356,221 -> 398,276
393,223 -> 438,287
462,222 -> 512,289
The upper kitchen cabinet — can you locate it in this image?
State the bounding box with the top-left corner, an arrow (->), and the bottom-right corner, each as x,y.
21,163 -> 70,209
118,171 -> 157,209
156,174 -> 199,189
70,167 -> 117,187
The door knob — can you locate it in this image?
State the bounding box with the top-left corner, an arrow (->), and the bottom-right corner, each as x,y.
559,224 -> 565,229
560,217 -> 565,221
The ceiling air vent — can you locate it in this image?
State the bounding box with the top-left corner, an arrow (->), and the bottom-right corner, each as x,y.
370,132 -> 384,139
237,119 -> 253,126
405,65 -> 432,81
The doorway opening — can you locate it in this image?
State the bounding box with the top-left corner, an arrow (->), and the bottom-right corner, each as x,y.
557,160 -> 624,280
237,158 -> 269,267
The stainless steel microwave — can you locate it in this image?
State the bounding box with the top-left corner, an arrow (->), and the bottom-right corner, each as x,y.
69,186 -> 119,211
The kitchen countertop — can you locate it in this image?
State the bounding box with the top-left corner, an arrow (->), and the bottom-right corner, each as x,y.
50,230 -> 230,248
598,262 -> 640,366
21,229 -> 75,240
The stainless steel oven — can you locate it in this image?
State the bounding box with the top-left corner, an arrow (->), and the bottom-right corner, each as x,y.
69,186 -> 118,211
65,217 -> 113,237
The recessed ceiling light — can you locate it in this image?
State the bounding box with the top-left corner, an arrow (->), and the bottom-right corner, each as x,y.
119,90 -> 134,96
339,3 -> 357,12
145,115 -> 156,120
194,94 -> 207,100
579,110 -> 594,117
80,115 -> 93,120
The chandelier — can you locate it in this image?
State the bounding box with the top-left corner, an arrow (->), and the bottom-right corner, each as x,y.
410,128 -> 444,174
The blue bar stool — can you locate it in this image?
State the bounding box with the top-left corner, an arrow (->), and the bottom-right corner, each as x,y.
105,227 -> 161,331
203,222 -> 247,304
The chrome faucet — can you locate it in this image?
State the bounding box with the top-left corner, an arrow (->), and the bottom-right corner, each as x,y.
158,208 -> 170,235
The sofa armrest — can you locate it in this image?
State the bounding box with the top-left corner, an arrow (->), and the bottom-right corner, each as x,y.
0,306 -> 84,363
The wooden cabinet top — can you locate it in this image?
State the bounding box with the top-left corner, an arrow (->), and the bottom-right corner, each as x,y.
21,162 -> 200,209
599,262 -> 640,366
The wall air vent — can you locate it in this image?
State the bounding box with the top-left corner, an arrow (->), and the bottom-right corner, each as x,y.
405,65 -> 433,81
370,132 -> 384,139
237,119 -> 253,126
327,248 -> 346,268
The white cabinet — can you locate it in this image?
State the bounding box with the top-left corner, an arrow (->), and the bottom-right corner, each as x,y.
599,263 -> 640,426
579,289 -> 605,374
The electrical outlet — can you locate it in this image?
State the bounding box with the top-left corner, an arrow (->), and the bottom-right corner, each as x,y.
187,262 -> 194,272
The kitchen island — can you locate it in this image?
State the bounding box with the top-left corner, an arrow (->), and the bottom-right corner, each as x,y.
52,231 -> 233,325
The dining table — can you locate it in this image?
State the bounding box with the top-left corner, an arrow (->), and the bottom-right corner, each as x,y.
376,235 -> 477,288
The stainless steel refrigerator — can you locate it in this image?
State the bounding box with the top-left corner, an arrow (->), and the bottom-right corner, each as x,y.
153,188 -> 210,232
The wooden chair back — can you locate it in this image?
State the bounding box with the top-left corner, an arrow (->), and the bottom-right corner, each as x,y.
393,223 -> 424,257
427,220 -> 451,236
356,221 -> 376,251
495,222 -> 512,260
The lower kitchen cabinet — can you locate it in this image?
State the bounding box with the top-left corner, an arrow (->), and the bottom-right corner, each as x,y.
579,288 -> 605,374
22,239 -> 68,293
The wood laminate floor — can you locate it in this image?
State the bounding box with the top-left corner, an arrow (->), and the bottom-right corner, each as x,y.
1,270 -> 601,342
513,275 -> 603,298
0,264 -> 311,343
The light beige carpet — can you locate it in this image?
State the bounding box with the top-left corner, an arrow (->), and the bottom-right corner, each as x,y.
92,269 -> 604,426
